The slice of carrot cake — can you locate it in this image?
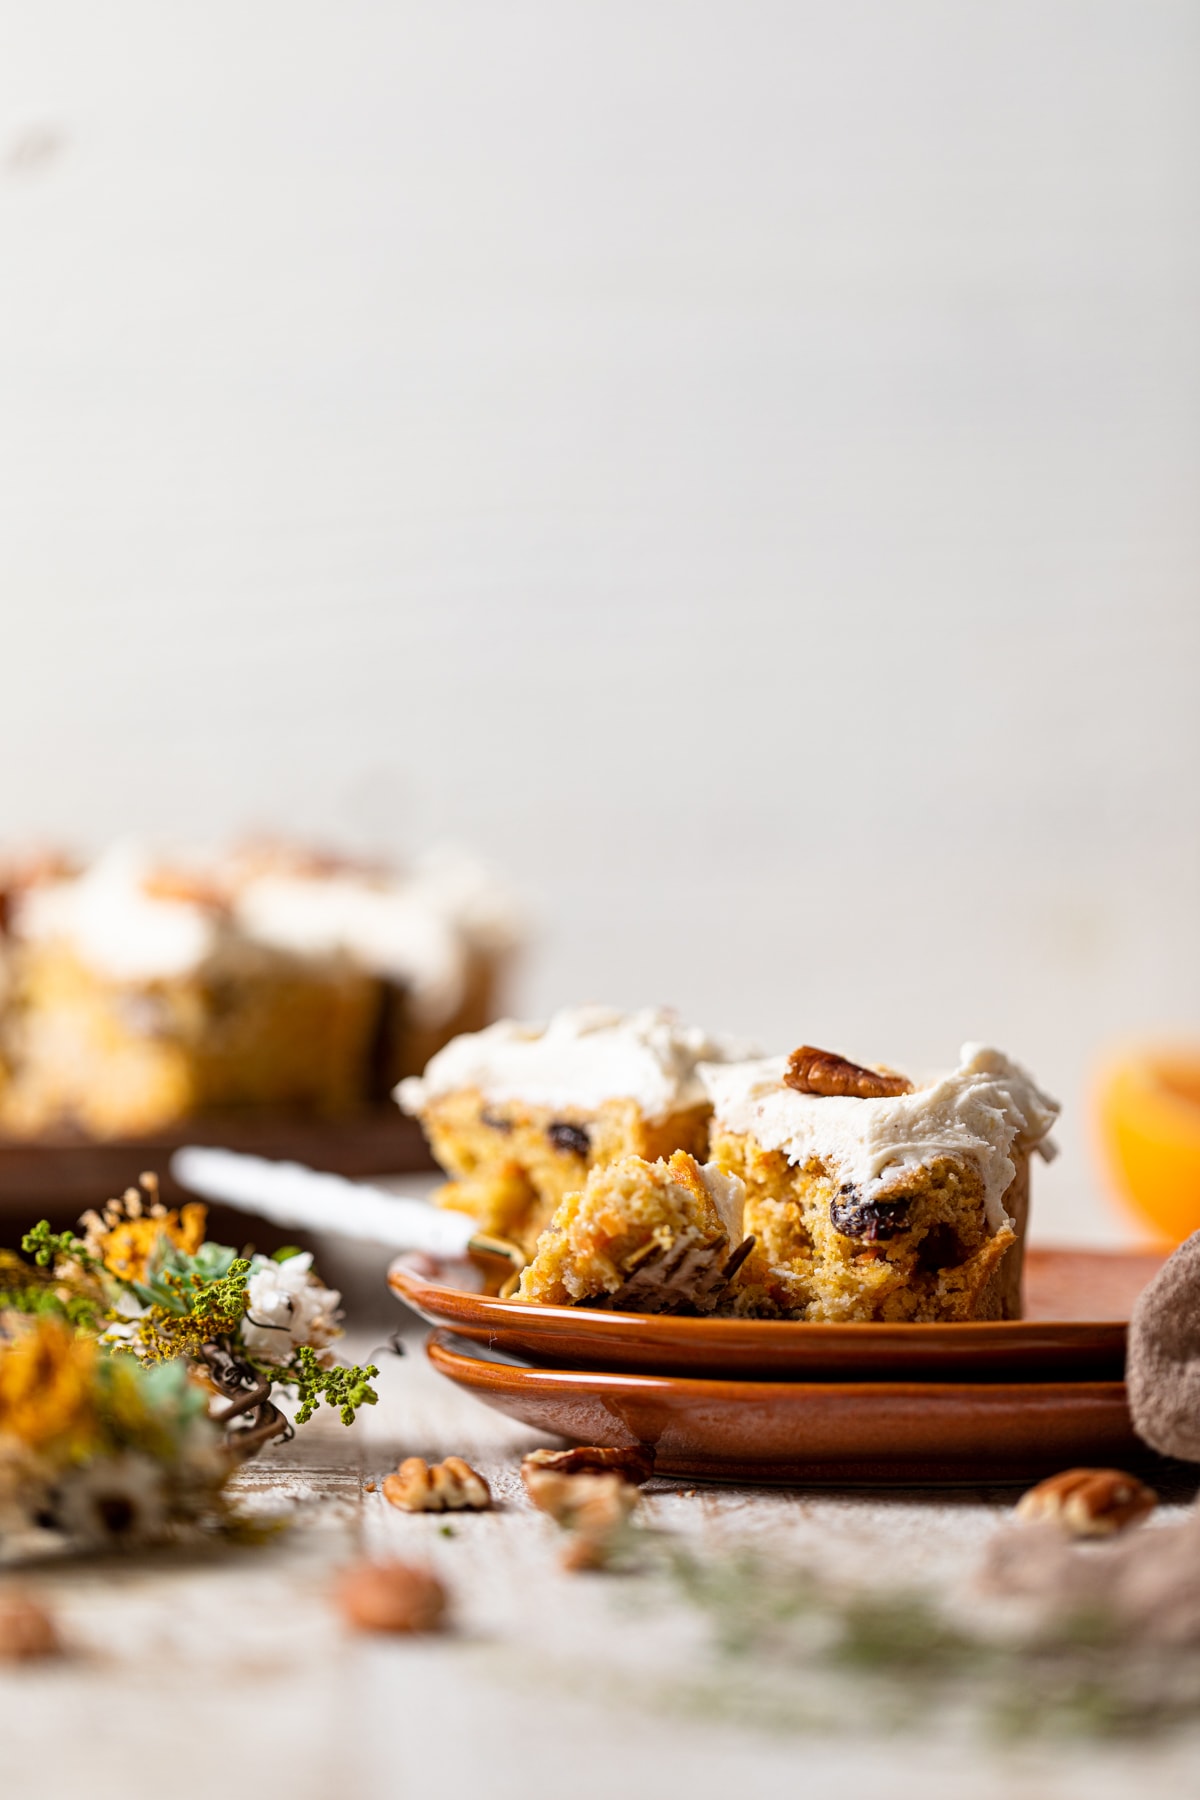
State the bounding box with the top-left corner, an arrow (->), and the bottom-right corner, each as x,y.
701,1043 -> 1059,1322
397,1005 -> 748,1255
517,1150 -> 748,1311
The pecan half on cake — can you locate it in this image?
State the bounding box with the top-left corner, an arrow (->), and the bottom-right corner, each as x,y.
699,1043 -> 1059,1322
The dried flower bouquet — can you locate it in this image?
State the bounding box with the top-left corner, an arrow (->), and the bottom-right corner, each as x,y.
0,1173 -> 379,1555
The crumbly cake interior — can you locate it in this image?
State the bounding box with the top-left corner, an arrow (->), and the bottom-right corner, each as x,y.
709,1126 -> 1022,1322
423,1088 -> 712,1255
518,1150 -> 731,1305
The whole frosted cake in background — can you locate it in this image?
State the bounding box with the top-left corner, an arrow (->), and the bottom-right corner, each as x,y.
397,1005 -> 751,1253
0,844 -> 375,1137
702,1043 -> 1059,1322
0,839 -> 524,1139
225,839 -> 521,1092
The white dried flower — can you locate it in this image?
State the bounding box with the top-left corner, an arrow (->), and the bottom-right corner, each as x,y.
99,1288 -> 149,1350
53,1453 -> 168,1549
241,1253 -> 341,1364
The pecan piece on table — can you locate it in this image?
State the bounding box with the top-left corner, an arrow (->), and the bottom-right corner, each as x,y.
784,1046 -> 913,1100
336,1560 -> 448,1633
521,1444 -> 654,1485
1015,1467 -> 1157,1538
383,1455 -> 491,1513
0,1592 -> 62,1662
522,1466 -> 640,1571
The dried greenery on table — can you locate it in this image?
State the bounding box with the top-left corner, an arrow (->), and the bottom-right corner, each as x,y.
525,1450 -> 1200,1744
0,1173 -> 379,1554
622,1532 -> 1200,1742
509,1426 -> 1200,1740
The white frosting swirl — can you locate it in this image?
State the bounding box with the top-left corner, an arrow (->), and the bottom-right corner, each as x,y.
397,1005 -> 752,1121
407,845 -> 525,956
14,843 -> 217,982
700,1043 -> 1059,1232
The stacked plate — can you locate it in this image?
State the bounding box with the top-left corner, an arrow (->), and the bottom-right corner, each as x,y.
390,1246 -> 1165,1487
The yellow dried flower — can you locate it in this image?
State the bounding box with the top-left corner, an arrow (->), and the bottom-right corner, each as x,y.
95,1203 -> 207,1286
0,1317 -> 100,1457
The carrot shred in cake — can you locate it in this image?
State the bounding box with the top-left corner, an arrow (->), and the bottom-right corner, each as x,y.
517,1150 -> 745,1311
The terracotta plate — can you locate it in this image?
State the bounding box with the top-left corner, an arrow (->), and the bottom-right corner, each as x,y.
390,1247 -> 1163,1381
427,1328 -> 1149,1486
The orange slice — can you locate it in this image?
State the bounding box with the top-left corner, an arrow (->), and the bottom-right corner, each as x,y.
1094,1045 -> 1200,1246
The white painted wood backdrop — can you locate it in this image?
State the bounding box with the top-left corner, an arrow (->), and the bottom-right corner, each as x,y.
2,2 -> 1199,1243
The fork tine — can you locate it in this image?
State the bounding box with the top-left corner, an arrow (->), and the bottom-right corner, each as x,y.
596,1230 -> 723,1313
719,1234 -> 756,1284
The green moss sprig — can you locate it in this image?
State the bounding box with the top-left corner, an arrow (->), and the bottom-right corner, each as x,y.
290,1345 -> 379,1425
132,1258 -> 251,1364
20,1221 -> 101,1273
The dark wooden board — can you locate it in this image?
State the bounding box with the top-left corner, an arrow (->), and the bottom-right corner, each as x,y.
0,1110 -> 435,1229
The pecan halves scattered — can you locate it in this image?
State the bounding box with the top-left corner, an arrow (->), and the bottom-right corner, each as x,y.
1015,1467 -> 1157,1538
524,1467 -> 639,1569
521,1445 -> 654,1485
784,1046 -> 913,1100
383,1455 -> 492,1513
522,1451 -> 643,1572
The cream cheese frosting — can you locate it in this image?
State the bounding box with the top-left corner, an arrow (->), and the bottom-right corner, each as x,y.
407,845 -> 526,957
12,836 -> 521,1025
397,1005 -> 752,1122
233,873 -> 467,1026
695,1161 -> 746,1242
14,843 -> 218,983
700,1043 -> 1059,1233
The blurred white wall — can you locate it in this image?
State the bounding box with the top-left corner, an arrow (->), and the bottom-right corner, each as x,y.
2,2 -> 1199,1242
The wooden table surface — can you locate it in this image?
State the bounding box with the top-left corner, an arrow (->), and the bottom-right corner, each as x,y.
5,1298 -> 1200,1800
